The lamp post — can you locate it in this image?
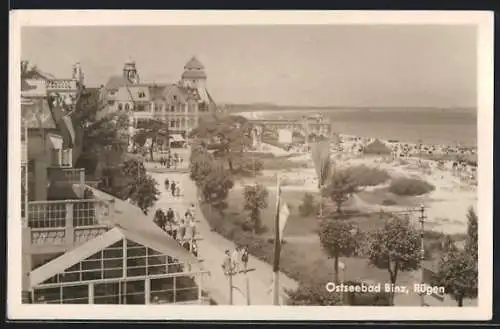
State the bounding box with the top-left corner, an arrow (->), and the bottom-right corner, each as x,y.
418,204 -> 426,307
222,248 -> 256,305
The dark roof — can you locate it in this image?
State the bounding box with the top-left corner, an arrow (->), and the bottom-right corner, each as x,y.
181,70 -> 207,80
363,139 -> 392,155
104,75 -> 131,90
184,56 -> 205,70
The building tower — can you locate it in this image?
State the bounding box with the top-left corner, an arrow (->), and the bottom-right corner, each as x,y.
181,56 -> 207,89
123,59 -> 140,84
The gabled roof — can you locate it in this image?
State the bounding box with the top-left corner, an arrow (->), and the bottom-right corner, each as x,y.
184,56 -> 205,70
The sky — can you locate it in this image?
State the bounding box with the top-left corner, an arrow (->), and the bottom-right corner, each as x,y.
21,25 -> 477,108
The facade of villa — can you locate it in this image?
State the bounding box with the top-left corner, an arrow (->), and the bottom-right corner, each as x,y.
99,57 -> 217,150
21,62 -> 209,305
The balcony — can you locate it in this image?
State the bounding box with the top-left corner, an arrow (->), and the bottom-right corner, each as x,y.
46,79 -> 78,92
48,167 -> 85,186
25,199 -> 115,251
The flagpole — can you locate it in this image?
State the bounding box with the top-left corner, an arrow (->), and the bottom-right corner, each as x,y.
272,174 -> 281,305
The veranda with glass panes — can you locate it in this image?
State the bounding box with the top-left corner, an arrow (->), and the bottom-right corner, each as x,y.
32,239 -> 205,304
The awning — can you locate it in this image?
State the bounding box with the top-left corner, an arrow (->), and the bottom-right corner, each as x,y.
170,134 -> 185,142
48,134 -> 63,149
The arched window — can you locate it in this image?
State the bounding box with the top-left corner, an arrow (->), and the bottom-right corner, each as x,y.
118,103 -> 123,111
125,103 -> 130,111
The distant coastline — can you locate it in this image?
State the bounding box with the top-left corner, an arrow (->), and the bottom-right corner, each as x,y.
223,103 -> 477,114
225,104 -> 477,147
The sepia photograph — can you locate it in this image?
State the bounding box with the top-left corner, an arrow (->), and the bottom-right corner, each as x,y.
8,10 -> 493,321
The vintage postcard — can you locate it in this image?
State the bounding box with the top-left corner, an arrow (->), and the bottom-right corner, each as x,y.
8,10 -> 493,321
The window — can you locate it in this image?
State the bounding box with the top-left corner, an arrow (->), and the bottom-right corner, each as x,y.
136,104 -> 145,112
138,91 -> 146,98
125,104 -> 130,111
118,103 -> 123,111
107,100 -> 115,106
171,106 -> 175,112
170,120 -> 175,128
51,148 -> 61,166
173,95 -> 177,101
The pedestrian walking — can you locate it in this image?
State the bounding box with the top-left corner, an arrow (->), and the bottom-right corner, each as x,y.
175,184 -> 181,197
192,242 -> 198,257
182,240 -> 191,252
178,219 -> 187,241
164,178 -> 170,191
222,249 -> 232,275
166,207 -> 175,234
170,181 -> 176,197
189,218 -> 197,239
189,204 -> 196,219
241,245 -> 249,270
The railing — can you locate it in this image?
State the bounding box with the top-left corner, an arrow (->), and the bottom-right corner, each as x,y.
26,199 -> 113,229
47,167 -> 85,186
46,79 -> 78,91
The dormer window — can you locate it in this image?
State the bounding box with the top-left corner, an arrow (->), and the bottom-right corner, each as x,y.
138,91 -> 146,98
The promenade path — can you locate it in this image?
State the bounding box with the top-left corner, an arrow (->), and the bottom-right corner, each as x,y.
145,162 -> 298,305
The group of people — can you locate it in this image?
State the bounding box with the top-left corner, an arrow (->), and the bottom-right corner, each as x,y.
164,178 -> 182,197
222,246 -> 250,275
153,204 -> 199,257
159,152 -> 183,169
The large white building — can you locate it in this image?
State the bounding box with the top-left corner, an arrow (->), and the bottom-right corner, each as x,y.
99,57 -> 217,149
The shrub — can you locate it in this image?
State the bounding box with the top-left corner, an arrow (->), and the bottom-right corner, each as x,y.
388,177 -> 435,196
299,193 -> 317,217
347,165 -> 390,187
381,198 -> 397,206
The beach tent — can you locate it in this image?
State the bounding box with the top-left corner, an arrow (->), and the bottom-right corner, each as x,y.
363,139 -> 392,156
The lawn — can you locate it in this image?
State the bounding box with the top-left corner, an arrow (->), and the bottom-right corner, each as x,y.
226,187 -> 321,236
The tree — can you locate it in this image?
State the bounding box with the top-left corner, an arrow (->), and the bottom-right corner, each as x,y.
119,159 -> 160,215
189,114 -> 254,174
299,193 -> 316,217
465,206 -> 478,258
243,183 -> 269,233
322,169 -> 359,214
311,140 -> 332,217
199,161 -> 234,216
368,215 -> 421,305
319,219 -> 358,284
73,88 -> 130,175
433,245 -> 477,306
433,208 -> 478,306
135,118 -> 169,161
286,283 -> 341,306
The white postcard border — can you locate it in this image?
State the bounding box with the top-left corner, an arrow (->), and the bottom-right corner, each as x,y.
8,10 -> 494,321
